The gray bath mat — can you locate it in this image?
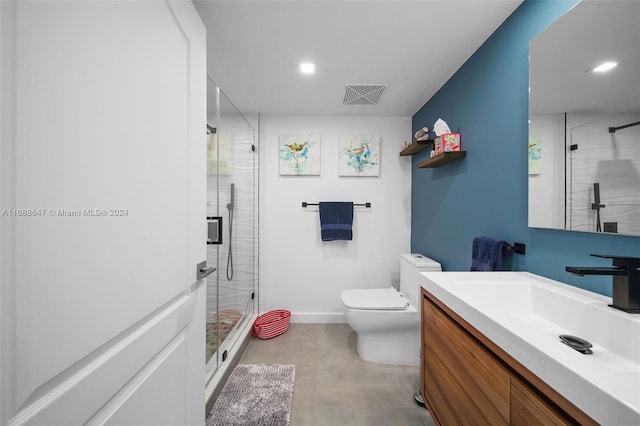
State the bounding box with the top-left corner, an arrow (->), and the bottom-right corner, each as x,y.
206,364 -> 296,426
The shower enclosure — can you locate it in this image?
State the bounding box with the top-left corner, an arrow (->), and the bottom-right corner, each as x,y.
567,110 -> 640,235
205,77 -> 258,395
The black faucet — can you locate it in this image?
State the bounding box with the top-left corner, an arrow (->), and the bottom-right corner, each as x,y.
566,254 -> 640,313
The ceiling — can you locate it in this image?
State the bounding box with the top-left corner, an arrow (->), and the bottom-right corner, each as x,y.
529,0 -> 640,115
193,0 -> 523,117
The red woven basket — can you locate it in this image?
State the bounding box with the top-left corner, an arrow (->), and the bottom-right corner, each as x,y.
252,310 -> 291,339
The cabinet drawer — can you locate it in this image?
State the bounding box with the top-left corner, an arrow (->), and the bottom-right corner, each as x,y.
511,377 -> 573,426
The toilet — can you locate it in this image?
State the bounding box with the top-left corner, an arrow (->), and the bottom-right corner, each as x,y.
341,253 -> 441,365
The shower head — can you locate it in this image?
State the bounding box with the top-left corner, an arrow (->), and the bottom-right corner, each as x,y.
227,183 -> 235,211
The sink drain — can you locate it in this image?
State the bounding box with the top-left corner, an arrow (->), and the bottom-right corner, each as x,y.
559,335 -> 593,355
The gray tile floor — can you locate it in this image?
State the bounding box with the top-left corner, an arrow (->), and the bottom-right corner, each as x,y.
239,323 -> 435,426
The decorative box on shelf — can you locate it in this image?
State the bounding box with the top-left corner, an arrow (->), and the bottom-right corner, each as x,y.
434,133 -> 461,155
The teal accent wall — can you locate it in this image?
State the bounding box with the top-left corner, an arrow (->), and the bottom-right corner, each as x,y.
411,0 -> 639,296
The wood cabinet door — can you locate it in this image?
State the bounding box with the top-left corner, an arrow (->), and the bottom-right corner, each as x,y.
511,378 -> 574,426
422,294 -> 510,425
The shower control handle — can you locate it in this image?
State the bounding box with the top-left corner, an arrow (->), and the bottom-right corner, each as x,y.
197,261 -> 216,279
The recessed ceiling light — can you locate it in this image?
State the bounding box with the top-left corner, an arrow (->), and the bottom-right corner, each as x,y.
591,61 -> 618,73
299,62 -> 315,75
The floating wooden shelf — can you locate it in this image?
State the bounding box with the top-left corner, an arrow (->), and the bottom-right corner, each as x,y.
417,151 -> 466,168
399,139 -> 434,156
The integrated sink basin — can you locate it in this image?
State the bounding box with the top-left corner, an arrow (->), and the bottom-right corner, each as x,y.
420,271 -> 640,425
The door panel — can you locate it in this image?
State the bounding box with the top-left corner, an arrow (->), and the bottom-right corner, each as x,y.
13,295 -> 196,425
1,0 -> 206,424
99,336 -> 188,426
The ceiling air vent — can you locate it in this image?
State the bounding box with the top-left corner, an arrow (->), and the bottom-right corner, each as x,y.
343,84 -> 388,105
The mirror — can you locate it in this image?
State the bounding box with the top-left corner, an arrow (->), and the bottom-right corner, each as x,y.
528,0 -> 640,236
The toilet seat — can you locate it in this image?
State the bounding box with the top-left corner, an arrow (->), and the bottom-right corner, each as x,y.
342,287 -> 409,310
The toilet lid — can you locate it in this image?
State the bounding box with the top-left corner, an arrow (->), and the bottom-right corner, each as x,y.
341,287 -> 409,310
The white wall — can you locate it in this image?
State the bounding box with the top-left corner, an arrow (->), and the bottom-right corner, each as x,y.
260,116 -> 412,323
529,114 -> 565,229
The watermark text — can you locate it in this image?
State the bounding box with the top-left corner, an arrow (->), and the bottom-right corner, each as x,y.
1,208 -> 129,217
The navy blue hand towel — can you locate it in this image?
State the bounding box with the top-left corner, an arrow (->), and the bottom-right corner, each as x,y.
319,202 -> 354,241
470,236 -> 512,271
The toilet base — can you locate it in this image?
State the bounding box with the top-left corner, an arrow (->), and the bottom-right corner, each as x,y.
355,330 -> 419,366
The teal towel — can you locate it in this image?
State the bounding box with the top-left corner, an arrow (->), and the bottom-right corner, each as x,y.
319,202 -> 353,241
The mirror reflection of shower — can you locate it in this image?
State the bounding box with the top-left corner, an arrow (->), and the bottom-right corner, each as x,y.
591,183 -> 604,233
528,0 -> 640,236
226,183 -> 234,281
566,111 -> 640,235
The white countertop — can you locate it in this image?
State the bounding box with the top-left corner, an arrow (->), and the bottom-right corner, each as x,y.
420,271 -> 640,425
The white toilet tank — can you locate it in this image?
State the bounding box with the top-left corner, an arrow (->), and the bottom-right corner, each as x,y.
400,253 -> 441,306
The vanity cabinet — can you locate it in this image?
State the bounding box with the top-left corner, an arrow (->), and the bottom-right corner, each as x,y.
421,289 -> 596,426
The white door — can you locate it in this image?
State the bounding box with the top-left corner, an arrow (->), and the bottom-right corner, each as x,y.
0,1 -> 206,425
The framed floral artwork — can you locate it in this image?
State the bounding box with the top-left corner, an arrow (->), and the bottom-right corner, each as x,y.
528,134 -> 542,175
279,134 -> 321,176
338,135 -> 380,176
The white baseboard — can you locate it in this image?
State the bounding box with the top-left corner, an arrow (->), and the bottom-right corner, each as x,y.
290,312 -> 346,324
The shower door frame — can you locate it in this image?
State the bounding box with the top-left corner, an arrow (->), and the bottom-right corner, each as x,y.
204,79 -> 259,405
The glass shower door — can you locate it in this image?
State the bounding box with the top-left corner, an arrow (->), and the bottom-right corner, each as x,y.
205,77 -> 257,380
567,111 -> 640,235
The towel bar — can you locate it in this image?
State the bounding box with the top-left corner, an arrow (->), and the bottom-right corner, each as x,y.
302,202 -> 371,208
498,243 -> 525,255
511,242 -> 526,254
